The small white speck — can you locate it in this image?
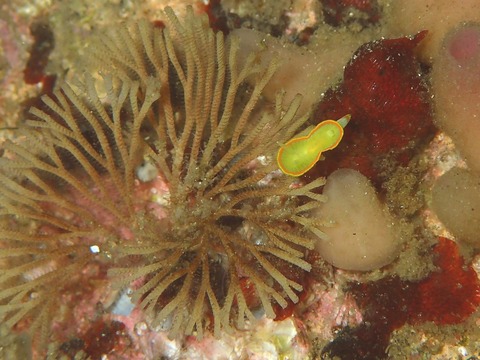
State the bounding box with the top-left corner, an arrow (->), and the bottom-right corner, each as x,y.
257,155 -> 269,166
458,346 -> 468,356
135,322 -> 148,336
90,245 -> 100,253
112,289 -> 135,316
136,161 -> 158,182
154,192 -> 171,206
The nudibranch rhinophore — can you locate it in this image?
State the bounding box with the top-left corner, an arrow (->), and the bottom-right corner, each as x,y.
277,114 -> 350,176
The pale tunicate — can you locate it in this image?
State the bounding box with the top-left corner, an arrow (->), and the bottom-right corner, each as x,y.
431,167 -> 480,246
431,23 -> 480,176
314,169 -> 400,271
387,0 -> 480,61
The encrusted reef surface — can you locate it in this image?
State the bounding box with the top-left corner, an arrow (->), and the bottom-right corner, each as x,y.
0,0 -> 479,359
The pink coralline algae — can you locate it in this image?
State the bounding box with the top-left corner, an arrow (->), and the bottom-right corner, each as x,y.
308,31 -> 436,189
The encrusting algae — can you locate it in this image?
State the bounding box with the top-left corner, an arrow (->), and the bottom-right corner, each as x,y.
0,6 -> 329,350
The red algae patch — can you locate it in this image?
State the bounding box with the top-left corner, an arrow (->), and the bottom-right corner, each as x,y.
23,21 -> 56,90
322,237 -> 480,359
413,238 -> 480,324
309,31 -> 435,188
58,320 -> 130,360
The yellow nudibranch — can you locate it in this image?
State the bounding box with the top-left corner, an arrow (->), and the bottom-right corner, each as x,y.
277,114 -> 351,176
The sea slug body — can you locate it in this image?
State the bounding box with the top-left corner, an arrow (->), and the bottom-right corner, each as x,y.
277,114 -> 350,176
